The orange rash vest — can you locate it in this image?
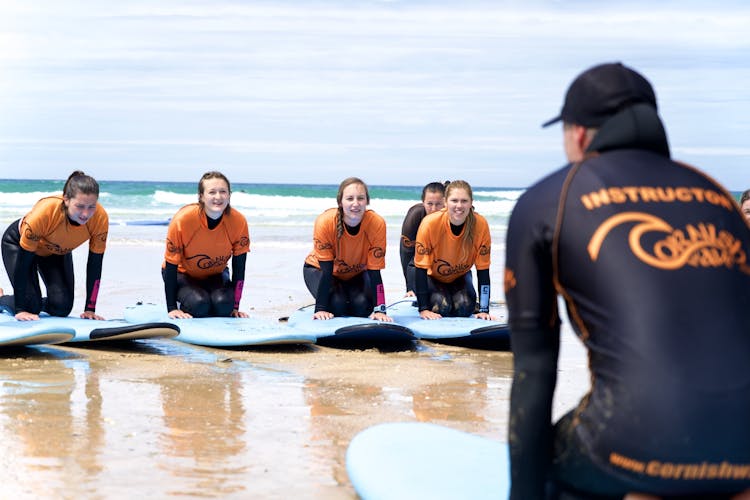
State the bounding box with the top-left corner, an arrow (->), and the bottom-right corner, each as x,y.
304,208 -> 386,280
414,208 -> 491,283
163,204 -> 250,279
19,196 -> 109,256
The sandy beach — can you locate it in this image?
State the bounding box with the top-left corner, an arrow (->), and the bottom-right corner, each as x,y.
0,229 -> 589,499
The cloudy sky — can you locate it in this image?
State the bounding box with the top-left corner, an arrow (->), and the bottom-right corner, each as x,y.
0,0 -> 748,189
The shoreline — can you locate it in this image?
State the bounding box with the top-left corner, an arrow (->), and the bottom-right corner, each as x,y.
0,228 -> 588,499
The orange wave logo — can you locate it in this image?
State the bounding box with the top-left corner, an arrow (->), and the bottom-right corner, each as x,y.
587,212 -> 748,271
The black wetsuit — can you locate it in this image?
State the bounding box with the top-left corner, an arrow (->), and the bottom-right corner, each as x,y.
505,104 -> 750,498
400,203 -> 426,293
1,218 -> 104,317
303,221 -> 384,318
162,213 -> 247,318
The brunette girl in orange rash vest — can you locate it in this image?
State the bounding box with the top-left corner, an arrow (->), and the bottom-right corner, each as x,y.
303,177 -> 392,321
162,171 -> 250,319
0,171 -> 109,321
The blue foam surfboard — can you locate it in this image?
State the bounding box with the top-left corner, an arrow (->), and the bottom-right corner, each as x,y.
387,299 -> 510,350
287,304 -> 415,348
110,219 -> 172,226
0,305 -> 180,343
346,422 -> 509,500
124,303 -> 316,347
0,311 -> 75,347
125,218 -> 171,226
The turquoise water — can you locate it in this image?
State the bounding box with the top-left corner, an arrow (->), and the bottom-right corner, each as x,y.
0,179 -> 522,244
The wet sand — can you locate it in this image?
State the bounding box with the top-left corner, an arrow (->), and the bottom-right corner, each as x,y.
0,240 -> 589,499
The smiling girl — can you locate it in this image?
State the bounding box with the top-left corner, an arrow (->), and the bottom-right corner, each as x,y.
162,171 -> 250,319
0,171 -> 109,321
413,180 -> 495,320
303,177 -> 391,321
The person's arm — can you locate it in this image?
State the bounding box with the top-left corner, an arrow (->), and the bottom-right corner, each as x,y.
313,260 -> 334,318
81,250 -> 104,320
230,253 -> 247,318
474,268 -> 493,320
509,324 -> 559,500
367,269 -> 392,322
163,262 -> 181,316
414,267 -> 441,319
399,205 -> 424,293
505,190 -> 561,499
414,267 -> 429,310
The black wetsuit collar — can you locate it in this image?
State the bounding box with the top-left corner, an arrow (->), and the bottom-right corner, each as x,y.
206,213 -> 222,229
345,223 -> 360,236
586,103 -> 670,158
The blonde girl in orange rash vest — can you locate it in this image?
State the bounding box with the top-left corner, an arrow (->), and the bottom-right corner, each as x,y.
162,171 -> 250,319
413,180 -> 496,320
302,177 -> 392,321
0,171 -> 109,321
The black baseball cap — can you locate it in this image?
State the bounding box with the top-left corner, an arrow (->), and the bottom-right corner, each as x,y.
542,62 -> 657,128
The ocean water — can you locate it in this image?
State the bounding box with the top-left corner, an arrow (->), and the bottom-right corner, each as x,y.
0,179 -> 522,250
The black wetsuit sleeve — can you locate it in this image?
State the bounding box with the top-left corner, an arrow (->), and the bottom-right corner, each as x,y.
399,204 -> 425,291
476,268 -> 490,313
505,185 -> 562,500
231,253 -> 247,310
164,262 -> 179,312
12,247 -> 36,313
414,267 -> 429,311
367,269 -> 385,306
314,260 -> 334,312
84,251 -> 104,312
509,328 -> 559,499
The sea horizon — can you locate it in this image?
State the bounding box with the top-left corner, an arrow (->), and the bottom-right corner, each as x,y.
0,179 -> 521,251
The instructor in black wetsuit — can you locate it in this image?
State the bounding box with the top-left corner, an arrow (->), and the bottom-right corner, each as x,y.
505,62 -> 750,499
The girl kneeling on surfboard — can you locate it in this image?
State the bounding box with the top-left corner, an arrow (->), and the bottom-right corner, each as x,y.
1,171 -> 109,321
413,180 -> 496,320
162,171 -> 250,319
399,180 -> 449,297
303,177 -> 392,321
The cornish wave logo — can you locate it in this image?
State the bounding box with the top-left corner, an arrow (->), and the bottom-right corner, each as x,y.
587,212 -> 749,273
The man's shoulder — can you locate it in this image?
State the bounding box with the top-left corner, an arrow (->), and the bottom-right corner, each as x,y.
516,164 -> 572,211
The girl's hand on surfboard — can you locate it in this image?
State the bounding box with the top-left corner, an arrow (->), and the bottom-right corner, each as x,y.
15,311 -> 40,321
168,309 -> 193,319
231,309 -> 249,318
474,312 -> 496,321
370,311 -> 393,322
419,310 -> 442,320
80,310 -> 105,320
313,310 -> 334,320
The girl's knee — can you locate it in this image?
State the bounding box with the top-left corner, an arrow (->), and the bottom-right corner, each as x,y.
349,294 -> 371,318
210,288 -> 234,317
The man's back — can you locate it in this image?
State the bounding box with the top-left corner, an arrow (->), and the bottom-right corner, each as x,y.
556,144 -> 750,480
506,82 -> 750,496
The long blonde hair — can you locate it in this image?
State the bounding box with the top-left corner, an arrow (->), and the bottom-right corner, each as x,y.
445,180 -> 476,262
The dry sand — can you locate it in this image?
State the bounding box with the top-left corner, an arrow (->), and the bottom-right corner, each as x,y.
0,239 -> 589,499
